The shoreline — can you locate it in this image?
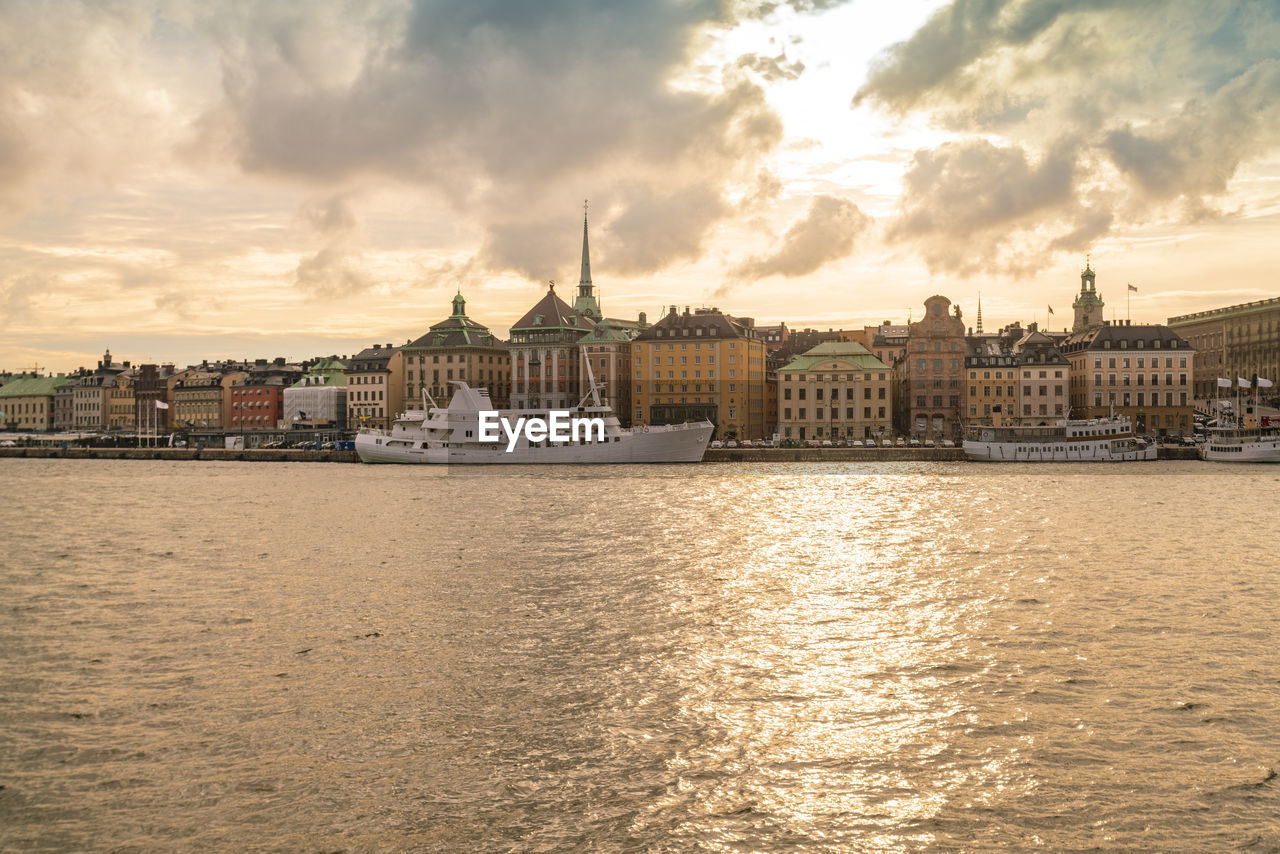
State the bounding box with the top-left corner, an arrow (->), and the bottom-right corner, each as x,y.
0,446 -> 1203,463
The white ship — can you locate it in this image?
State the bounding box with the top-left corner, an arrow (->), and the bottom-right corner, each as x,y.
1199,425 -> 1280,463
963,415 -> 1157,462
356,381 -> 713,464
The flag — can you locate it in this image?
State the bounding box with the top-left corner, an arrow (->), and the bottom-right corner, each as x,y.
1128,283 -> 1138,292
1258,377 -> 1275,388
155,400 -> 169,409
1238,378 -> 1251,389
1047,305 -> 1054,315
1217,378 -> 1232,388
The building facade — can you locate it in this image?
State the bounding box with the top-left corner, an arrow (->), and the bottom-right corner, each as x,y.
1167,296 -> 1280,401
900,295 -> 967,439
1061,320 -> 1195,435
0,374 -> 66,431
403,293 -> 511,410
346,344 -> 404,431
107,371 -> 136,431
632,306 -> 767,440
508,284 -> 593,411
964,349 -> 1018,426
1014,329 -> 1070,421
777,341 -> 892,442
173,369 -> 248,431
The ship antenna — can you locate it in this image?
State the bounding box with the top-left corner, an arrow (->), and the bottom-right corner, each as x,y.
577,345 -> 604,408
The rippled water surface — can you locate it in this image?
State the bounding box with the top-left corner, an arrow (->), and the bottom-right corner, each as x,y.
2,459 -> 1279,851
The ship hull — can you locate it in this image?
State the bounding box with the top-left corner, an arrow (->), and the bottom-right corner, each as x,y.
355,421 -> 713,464
963,439 -> 1158,462
1199,436 -> 1280,462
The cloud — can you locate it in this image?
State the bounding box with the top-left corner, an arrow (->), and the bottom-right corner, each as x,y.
736,51 -> 805,81
887,137 -> 1114,275
293,193 -> 370,296
853,1 -> 1280,274
193,0 -> 790,277
729,194 -> 872,285
1104,59 -> 1280,204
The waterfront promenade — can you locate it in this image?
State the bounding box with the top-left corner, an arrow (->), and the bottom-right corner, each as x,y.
0,446 -> 1202,463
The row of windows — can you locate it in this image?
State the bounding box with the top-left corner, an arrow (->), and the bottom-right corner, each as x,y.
637,342 -> 742,351
970,385 -> 1064,397
970,404 -> 1065,416
1090,392 -> 1189,407
645,355 -> 719,365
782,406 -> 887,420
1089,373 -> 1187,386
969,369 -> 1065,380
1092,356 -> 1187,369
784,387 -> 886,400
915,396 -> 961,408
918,359 -> 961,371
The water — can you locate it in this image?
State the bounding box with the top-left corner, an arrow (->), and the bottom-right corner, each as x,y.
2,459 -> 1279,851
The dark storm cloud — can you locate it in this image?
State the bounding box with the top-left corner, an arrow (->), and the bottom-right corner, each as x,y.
196,0 -> 795,278
729,194 -> 872,285
854,0 -> 1280,275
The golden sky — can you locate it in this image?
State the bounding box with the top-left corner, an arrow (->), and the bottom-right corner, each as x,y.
2,1 -> 1278,373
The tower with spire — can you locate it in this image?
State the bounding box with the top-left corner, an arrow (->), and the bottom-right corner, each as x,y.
1072,255 -> 1105,333
976,292 -> 983,334
573,199 -> 602,320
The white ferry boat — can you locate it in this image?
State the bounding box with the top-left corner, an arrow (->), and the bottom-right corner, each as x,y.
355,382 -> 713,464
1199,424 -> 1280,462
963,415 -> 1157,462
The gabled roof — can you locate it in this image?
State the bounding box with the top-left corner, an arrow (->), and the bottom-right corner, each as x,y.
1061,321 -> 1192,352
510,286 -> 595,333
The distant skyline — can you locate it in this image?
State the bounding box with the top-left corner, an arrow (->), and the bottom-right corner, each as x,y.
3,1 -> 1279,373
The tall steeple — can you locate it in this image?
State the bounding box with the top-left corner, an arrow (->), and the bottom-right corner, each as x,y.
1072,254 -> 1104,333
574,199 -> 601,320
976,292 -> 983,334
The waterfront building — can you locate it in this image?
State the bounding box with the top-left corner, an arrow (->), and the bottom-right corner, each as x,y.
173,367 -> 248,431
508,283 -> 594,410
899,296 -> 967,439
632,306 -> 767,440
53,375 -> 79,432
0,374 -> 66,431
72,350 -> 128,430
230,360 -> 301,433
1013,327 -> 1071,421
1060,319 -> 1195,435
1073,258 -> 1105,333
107,369 -> 136,431
134,364 -> 178,434
578,315 -> 643,426
964,341 -> 1018,426
777,341 -> 892,442
284,358 -> 347,429
346,344 -> 404,431
1167,297 -> 1280,402
403,292 -> 511,409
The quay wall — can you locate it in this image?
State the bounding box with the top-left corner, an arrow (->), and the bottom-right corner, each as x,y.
1,446 -> 1203,463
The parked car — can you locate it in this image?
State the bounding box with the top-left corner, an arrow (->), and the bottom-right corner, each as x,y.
923,439 -> 936,448
804,439 -> 821,448
820,439 -> 833,448
941,439 -> 956,448
895,437 -> 906,447
710,440 -> 723,449
908,438 -> 921,447
726,440 -> 739,448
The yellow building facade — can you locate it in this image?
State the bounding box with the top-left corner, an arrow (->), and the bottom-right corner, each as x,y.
632,307 -> 767,440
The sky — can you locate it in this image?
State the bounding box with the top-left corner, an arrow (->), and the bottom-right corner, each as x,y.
2,0 -> 1279,373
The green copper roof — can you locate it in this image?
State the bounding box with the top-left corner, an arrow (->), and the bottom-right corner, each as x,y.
779,340 -> 890,373
0,375 -> 67,397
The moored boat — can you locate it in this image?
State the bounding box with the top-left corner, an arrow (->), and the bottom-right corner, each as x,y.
355,381 -> 713,464
962,415 -> 1156,462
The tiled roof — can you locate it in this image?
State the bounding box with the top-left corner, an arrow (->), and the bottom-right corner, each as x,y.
778,341 -> 890,372
511,287 -> 595,333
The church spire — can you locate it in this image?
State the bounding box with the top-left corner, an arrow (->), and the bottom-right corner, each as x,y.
976,291 -> 983,334
573,199 -> 601,320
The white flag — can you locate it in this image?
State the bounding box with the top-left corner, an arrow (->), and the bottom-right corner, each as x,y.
1258,378 -> 1274,389
155,400 -> 170,409
1238,377 -> 1251,389
1217,378 -> 1232,388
